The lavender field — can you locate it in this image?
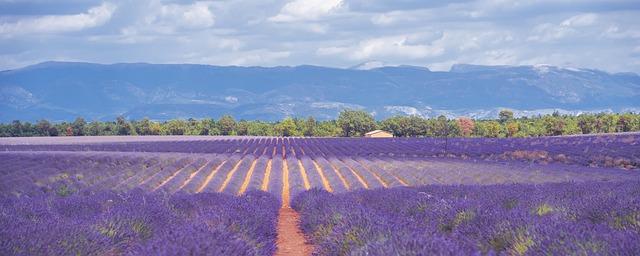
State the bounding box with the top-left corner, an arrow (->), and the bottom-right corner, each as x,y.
1,190 -> 279,255
293,182 -> 640,255
1,134 -> 639,255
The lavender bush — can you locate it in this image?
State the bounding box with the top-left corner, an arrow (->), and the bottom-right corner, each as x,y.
292,181 -> 640,255
0,189 -> 279,256
3,134 -> 638,169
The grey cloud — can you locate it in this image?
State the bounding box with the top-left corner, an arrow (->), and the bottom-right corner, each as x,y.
0,0 -> 639,73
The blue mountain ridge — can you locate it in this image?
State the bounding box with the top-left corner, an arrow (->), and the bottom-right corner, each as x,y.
0,61 -> 638,122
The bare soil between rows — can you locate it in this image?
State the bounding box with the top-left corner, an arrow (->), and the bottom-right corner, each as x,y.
275,207 -> 313,256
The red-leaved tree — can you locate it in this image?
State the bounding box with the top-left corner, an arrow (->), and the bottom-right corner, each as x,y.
457,117 -> 475,137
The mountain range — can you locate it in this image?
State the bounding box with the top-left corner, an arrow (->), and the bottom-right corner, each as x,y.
1,61 -> 639,122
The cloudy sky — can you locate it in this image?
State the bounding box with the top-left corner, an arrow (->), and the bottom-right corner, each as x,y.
1,0 -> 639,72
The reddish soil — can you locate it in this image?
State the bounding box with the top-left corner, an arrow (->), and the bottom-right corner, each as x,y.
275,207 -> 313,256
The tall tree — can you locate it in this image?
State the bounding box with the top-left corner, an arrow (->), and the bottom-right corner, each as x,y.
506,122 -> 519,137
235,120 -> 249,136
456,117 -> 475,137
136,117 -> 153,135
35,119 -> 53,136
543,116 -> 565,136
303,117 -> 316,137
218,115 -> 236,135
403,115 -> 428,137
246,121 -> 271,136
72,117 -> 86,136
337,109 -> 376,137
433,115 -> 450,137
498,109 -> 514,123
577,115 -> 595,134
380,116 -> 402,137
315,121 -> 341,137
10,120 -> 23,137
485,121 -> 502,138
199,118 -> 217,135
116,116 -> 133,135
65,126 -> 73,136
276,117 -> 299,137
617,114 -> 633,132
165,120 -> 187,135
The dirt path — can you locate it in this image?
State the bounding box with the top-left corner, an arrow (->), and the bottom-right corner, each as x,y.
275,207 -> 313,256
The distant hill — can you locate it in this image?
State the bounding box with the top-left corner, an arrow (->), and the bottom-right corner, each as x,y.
1,61 -> 639,122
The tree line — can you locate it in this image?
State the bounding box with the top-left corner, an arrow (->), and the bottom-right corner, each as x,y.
1,110 -> 639,138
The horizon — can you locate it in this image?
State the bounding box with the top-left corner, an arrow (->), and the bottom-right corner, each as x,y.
5,60 -> 638,75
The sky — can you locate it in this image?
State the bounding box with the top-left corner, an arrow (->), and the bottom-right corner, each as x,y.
0,0 -> 639,73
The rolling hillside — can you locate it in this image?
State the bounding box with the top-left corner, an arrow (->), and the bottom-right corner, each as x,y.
1,61 -> 639,122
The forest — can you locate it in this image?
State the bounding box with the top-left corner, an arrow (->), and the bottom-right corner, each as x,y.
1,110 -> 639,138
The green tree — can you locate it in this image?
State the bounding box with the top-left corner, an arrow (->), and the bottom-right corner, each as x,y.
498,109 -> 514,123
303,117 -> 316,137
218,115 -> 236,135
236,120 -> 249,136
165,120 -> 188,135
577,115 -> 595,134
563,118 -> 581,135
617,113 -> 633,132
505,122 -> 519,137
116,116 -> 134,135
543,116 -> 565,136
380,116 -> 401,137
485,121 -> 502,138
403,116 -> 428,137
198,118 -> 217,135
246,121 -> 271,136
72,117 -> 86,136
184,118 -> 201,135
10,120 -> 23,137
36,119 -> 53,136
433,115 -> 450,137
276,117 -> 299,137
337,109 -> 376,137
600,114 -> 618,133
315,121 -> 341,137
136,117 -> 154,135
87,121 -> 102,136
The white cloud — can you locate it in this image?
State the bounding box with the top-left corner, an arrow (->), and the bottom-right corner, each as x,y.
350,35 -> 445,60
527,23 -> 571,42
427,60 -> 460,72
307,23 -> 328,34
269,0 -> 344,22
90,1 -> 217,44
225,96 -> 238,103
0,3 -> 116,35
528,13 -> 600,42
316,34 -> 445,62
316,46 -> 349,56
229,50 -> 291,66
603,25 -> 640,39
561,13 -> 597,27
1,0 -> 640,74
479,49 -> 518,65
149,1 -> 215,30
370,13 -> 397,26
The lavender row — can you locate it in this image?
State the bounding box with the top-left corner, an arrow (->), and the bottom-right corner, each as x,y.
0,189 -> 279,255
292,181 -> 640,255
3,134 -> 638,169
